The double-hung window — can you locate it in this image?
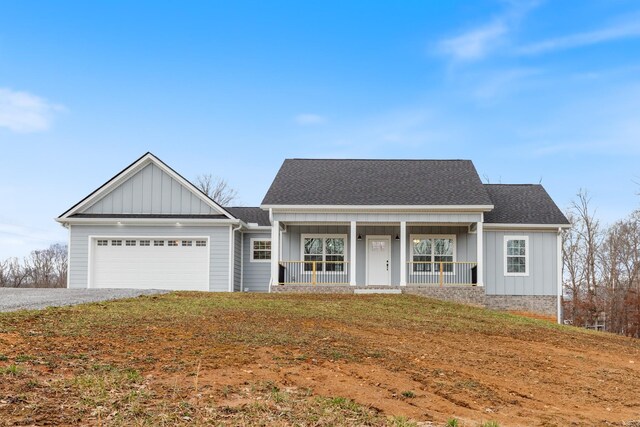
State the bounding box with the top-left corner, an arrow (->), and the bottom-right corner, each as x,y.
302,235 -> 346,272
504,236 -> 529,276
251,239 -> 271,262
411,235 -> 455,273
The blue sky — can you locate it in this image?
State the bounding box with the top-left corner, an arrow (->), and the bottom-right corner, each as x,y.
1,0 -> 640,259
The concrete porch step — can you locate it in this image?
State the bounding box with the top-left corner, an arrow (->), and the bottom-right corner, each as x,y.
354,289 -> 402,294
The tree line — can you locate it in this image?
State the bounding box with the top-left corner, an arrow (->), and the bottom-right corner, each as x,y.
0,244 -> 68,288
563,190 -> 640,337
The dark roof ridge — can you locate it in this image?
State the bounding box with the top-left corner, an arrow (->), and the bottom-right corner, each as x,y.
287,158 -> 472,162
484,183 -> 541,186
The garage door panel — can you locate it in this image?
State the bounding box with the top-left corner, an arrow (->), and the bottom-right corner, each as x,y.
91,238 -> 209,291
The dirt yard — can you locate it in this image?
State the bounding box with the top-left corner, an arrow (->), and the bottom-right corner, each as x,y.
1,293 -> 639,426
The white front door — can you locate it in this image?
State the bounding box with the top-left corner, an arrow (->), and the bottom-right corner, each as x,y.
366,236 -> 391,285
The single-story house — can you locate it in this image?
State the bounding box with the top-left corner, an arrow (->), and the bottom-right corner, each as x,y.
56,152 -> 570,320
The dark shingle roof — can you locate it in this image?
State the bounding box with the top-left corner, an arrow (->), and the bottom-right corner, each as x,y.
483,184 -> 569,225
261,159 -> 493,206
225,207 -> 270,226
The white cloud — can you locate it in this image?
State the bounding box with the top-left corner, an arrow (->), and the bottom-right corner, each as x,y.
438,21 -> 508,61
0,87 -> 65,133
294,113 -> 327,126
436,0 -> 542,62
517,20 -> 640,55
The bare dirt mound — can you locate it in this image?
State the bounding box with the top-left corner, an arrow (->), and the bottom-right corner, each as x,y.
0,293 -> 639,426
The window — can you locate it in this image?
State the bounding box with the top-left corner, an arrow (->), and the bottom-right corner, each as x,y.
154,240 -> 165,247
139,240 -> 150,246
195,240 -> 207,247
181,240 -> 192,247
302,235 -> 346,272
251,239 -> 271,262
111,240 -> 122,246
168,240 -> 179,247
97,239 -> 108,246
125,240 -> 136,246
505,236 -> 529,276
410,235 -> 455,273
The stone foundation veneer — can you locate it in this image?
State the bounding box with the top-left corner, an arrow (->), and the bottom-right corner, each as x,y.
484,295 -> 557,317
272,285 -> 557,317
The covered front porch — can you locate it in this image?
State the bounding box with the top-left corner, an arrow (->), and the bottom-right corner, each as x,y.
270,218 -> 483,288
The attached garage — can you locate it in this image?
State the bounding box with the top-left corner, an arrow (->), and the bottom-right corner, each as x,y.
90,237 -> 210,290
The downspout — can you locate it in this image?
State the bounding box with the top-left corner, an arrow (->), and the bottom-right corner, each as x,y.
557,227 -> 563,325
240,230 -> 244,292
65,222 -> 71,289
229,223 -> 243,292
268,208 -> 273,293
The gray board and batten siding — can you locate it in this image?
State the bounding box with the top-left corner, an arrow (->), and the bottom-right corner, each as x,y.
483,230 -> 558,296
242,232 -> 272,292
83,163 -> 218,216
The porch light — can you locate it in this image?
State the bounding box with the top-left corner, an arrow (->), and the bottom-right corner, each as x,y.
357,234 -> 362,240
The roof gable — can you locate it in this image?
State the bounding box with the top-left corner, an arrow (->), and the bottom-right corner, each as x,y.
59,153 -> 235,220
261,159 -> 493,207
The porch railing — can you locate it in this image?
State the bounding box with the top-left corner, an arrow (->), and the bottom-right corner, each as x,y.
407,262 -> 477,286
278,261 -> 349,285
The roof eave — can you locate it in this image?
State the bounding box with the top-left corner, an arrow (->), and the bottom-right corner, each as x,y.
483,223 -> 571,230
261,204 -> 495,212
55,217 -> 242,226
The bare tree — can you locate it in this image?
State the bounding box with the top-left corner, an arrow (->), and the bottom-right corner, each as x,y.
195,174 -> 239,206
0,244 -> 67,288
6,258 -> 29,288
563,190 -> 602,326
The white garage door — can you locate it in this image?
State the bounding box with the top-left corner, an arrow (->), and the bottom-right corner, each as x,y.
91,237 -> 209,291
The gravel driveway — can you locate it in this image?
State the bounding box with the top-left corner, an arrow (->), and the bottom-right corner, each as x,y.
0,288 -> 168,312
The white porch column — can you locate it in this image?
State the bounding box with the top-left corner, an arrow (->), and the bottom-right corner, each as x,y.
270,220 -> 280,289
476,220 -> 484,286
400,221 -> 407,286
350,221 -> 357,286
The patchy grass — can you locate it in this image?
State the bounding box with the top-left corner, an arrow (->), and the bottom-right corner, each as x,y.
0,292 -> 639,426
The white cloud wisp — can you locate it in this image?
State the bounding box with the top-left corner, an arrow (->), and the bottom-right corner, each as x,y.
0,87 -> 65,133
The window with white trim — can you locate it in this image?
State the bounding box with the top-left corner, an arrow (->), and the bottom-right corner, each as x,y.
111,240 -> 122,246
139,240 -> 150,246
97,239 -> 108,246
302,235 -> 346,272
195,240 -> 207,247
154,240 -> 164,247
410,235 -> 455,273
125,240 -> 136,246
504,236 -> 529,276
182,240 -> 192,247
250,239 -> 271,262
168,240 -> 179,247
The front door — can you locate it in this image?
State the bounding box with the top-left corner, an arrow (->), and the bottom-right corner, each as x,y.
366,236 -> 391,285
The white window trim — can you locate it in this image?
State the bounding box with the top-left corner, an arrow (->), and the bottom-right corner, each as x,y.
300,234 -> 348,274
250,238 -> 272,263
409,234 -> 457,275
504,235 -> 529,277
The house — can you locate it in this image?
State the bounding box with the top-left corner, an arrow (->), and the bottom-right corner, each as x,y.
56,153 -> 570,321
